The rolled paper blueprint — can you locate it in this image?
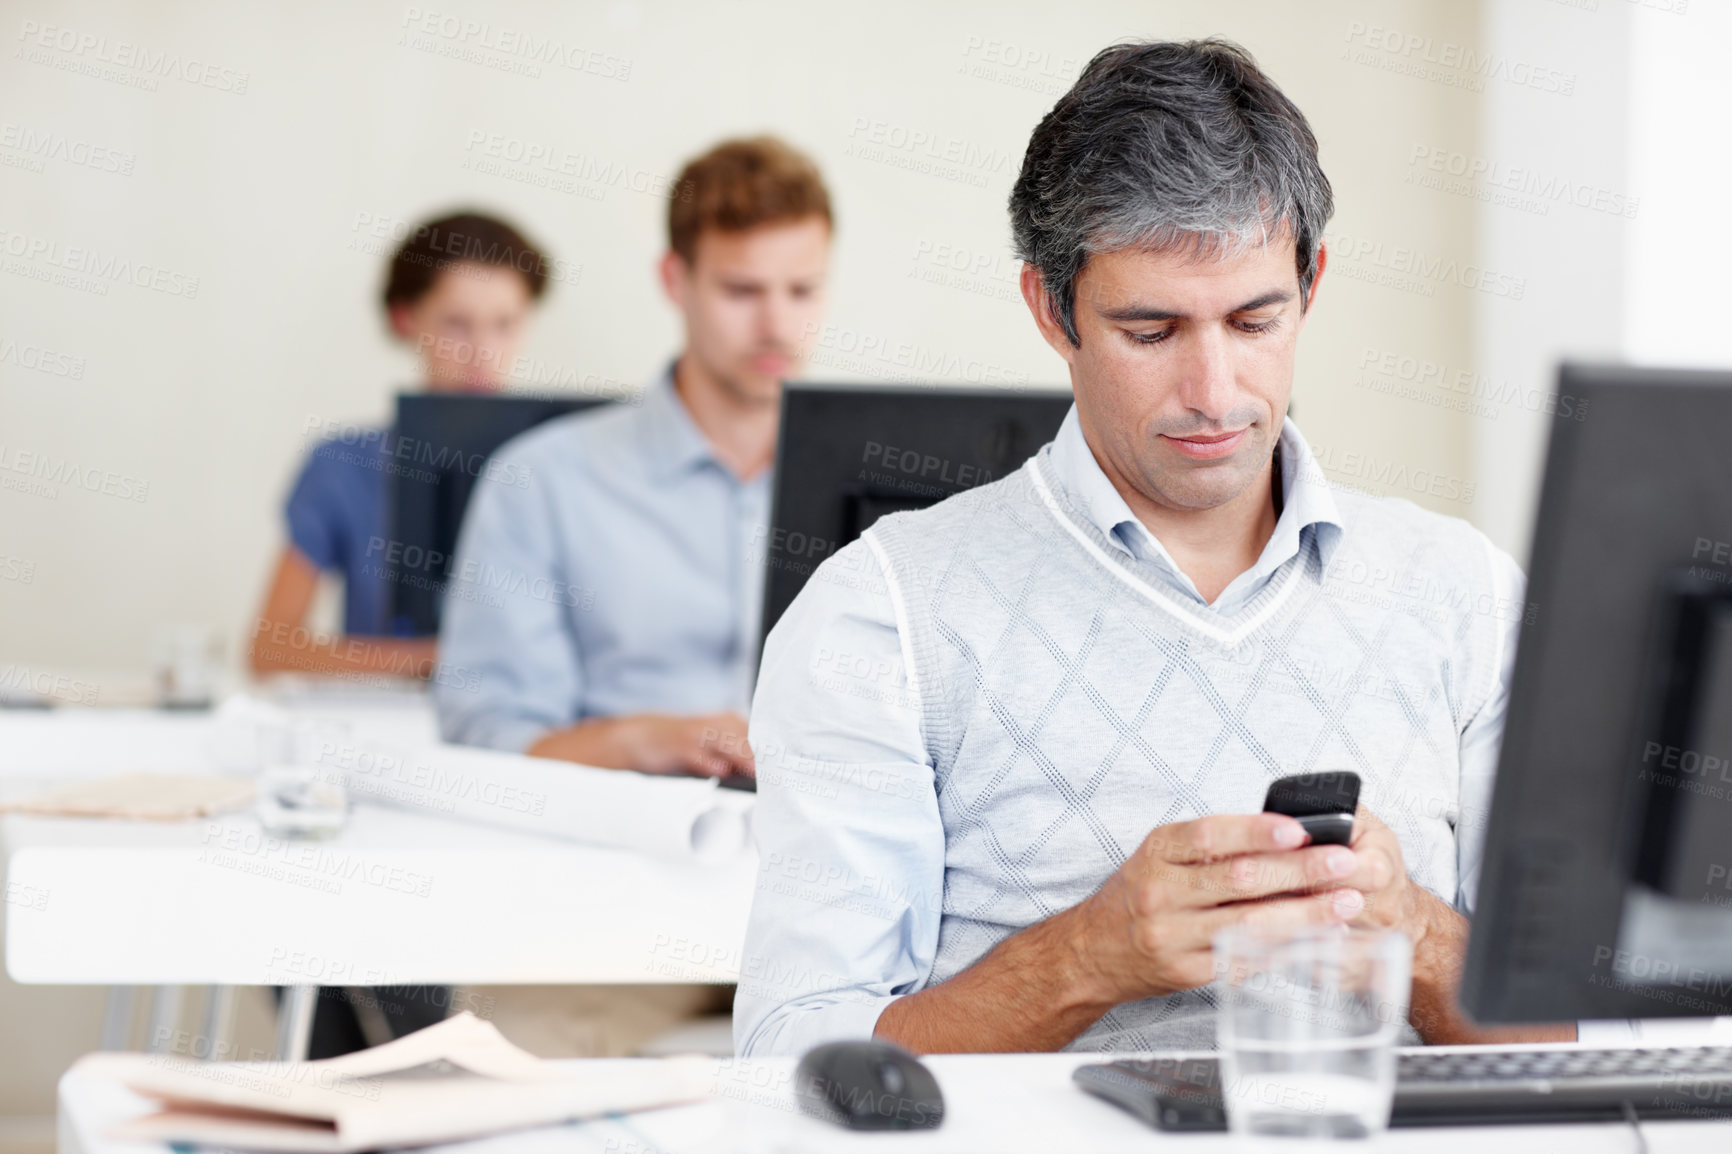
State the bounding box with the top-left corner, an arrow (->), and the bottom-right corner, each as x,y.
314,738 -> 753,863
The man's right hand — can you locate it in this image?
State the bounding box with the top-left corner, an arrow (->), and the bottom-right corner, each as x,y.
528,711 -> 755,778
873,811 -> 1364,1054
1066,812 -> 1364,1005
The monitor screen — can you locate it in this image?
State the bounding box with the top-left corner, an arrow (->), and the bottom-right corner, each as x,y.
1462,363 -> 1732,1023
760,383 -> 1074,653
388,392 -> 610,635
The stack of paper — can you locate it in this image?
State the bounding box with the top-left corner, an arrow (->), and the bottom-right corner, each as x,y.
78,1013 -> 713,1152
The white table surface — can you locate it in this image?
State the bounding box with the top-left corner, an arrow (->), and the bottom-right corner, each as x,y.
57,1051 -> 1732,1154
0,699 -> 754,986
0,688 -> 442,774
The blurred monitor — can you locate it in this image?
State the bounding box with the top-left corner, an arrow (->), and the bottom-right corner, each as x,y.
389,392 -> 609,635
1463,364 -> 1732,1023
759,383 -> 1073,652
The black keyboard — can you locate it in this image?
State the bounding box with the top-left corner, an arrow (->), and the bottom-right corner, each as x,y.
1075,1045 -> 1732,1129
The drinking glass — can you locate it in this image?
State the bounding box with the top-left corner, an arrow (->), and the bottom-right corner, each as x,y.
1214,925 -> 1411,1143
254,720 -> 351,838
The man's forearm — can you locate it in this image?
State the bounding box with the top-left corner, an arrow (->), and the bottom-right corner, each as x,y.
251,634 -> 436,679
875,884 -> 1580,1053
873,904 -> 1114,1054
527,719 -> 628,768
1407,889 -> 1576,1045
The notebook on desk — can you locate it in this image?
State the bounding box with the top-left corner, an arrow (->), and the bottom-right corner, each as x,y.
77,1013 -> 713,1152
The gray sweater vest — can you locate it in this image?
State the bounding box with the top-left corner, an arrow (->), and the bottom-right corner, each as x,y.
864,446 -> 1510,1051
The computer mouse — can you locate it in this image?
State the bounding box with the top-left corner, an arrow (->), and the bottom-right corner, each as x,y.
794,1040 -> 945,1130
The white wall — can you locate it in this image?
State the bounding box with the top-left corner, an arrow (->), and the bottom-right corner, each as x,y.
1,0 -> 1484,683
1470,0 -> 1637,560
1625,0 -> 1731,369
1470,0 -> 1727,565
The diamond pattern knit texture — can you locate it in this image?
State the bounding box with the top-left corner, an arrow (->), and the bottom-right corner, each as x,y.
864,446 -> 1509,1051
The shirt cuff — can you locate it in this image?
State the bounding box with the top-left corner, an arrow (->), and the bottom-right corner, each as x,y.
741,994 -> 903,1057
444,714 -> 553,757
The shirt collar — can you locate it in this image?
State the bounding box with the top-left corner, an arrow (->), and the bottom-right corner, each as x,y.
1268,416 -> 1345,571
1047,405 -> 1344,574
638,361 -> 723,480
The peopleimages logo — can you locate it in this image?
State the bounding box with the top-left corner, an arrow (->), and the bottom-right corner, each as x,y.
862,440 -> 993,487
843,117 -> 1015,189
0,443 -> 148,501
14,20 -> 250,93
1341,22 -> 1576,96
349,211 -> 581,288
301,416 -> 533,489
0,227 -> 200,298
1406,145 -> 1638,219
955,35 -> 1078,97
397,8 -> 631,80
1306,445 -> 1476,504
1325,231 -> 1525,300
461,132 -> 685,201
0,123 -> 136,175
803,322 -> 1028,388
0,335 -> 86,379
1354,347 -> 1589,423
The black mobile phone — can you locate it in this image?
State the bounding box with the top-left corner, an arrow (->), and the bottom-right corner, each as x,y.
1073,1057 -> 1227,1132
1262,771 -> 1361,846
1146,1063 -> 1227,1132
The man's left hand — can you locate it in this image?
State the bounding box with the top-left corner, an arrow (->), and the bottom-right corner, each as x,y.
1327,803 -> 1575,1045
1336,805 -> 1442,950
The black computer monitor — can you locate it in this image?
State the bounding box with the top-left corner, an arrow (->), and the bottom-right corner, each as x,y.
1462,363 -> 1732,1023
760,383 -> 1073,650
388,391 -> 610,635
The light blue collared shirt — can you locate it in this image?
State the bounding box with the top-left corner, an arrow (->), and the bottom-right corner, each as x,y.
1048,408 -> 1344,611
434,370 -> 770,752
734,406 -> 1522,1057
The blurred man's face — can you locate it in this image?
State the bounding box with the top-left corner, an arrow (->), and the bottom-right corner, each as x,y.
662,217 -> 831,407
1026,236 -> 1322,514
391,262 -> 535,392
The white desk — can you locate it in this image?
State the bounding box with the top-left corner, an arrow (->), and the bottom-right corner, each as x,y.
0,698 -> 750,985
0,709 -> 241,776
2,803 -> 753,987
57,1052 -> 1732,1154
0,700 -> 754,1056
0,690 -> 441,775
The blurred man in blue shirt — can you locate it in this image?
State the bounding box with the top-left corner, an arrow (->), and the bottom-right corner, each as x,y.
435,137 -> 834,780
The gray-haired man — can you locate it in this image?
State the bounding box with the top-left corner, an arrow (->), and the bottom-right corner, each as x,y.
735,40 -> 1571,1055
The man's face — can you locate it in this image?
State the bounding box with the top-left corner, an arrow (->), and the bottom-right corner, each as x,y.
1027,237 -> 1320,514
662,216 -> 831,407
392,262 -> 535,392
